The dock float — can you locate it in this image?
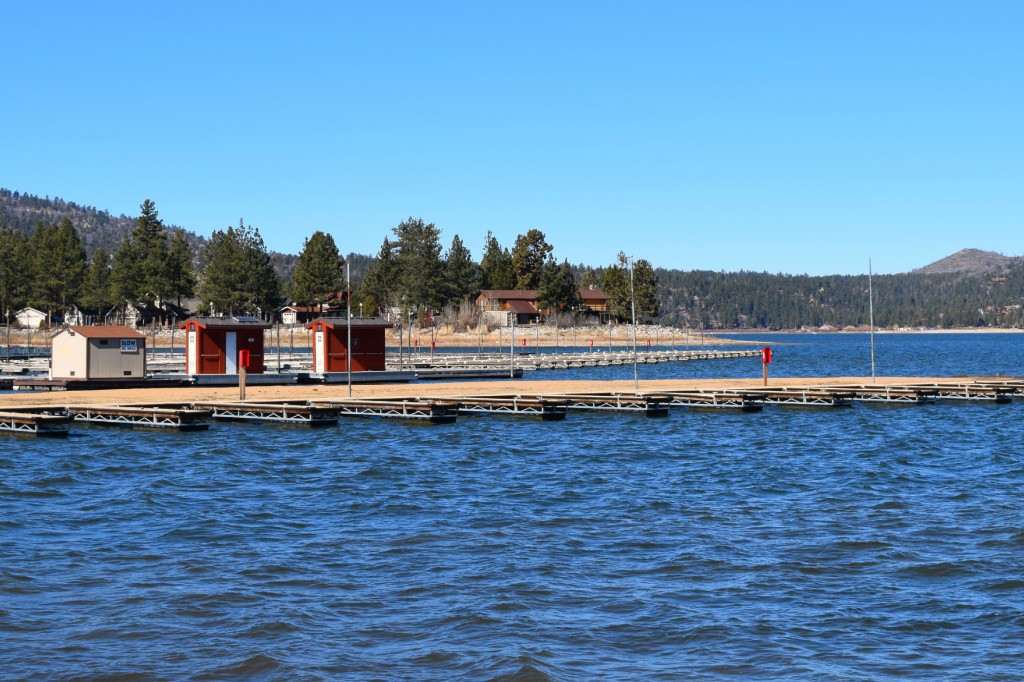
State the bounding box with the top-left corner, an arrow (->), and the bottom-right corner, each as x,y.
67,404 -> 213,430
315,398 -> 460,424
829,385 -> 940,405
541,392 -> 672,417
192,401 -> 341,426
896,382 -> 1016,404
456,396 -> 569,420
658,391 -> 765,412
0,408 -> 74,437
722,387 -> 856,409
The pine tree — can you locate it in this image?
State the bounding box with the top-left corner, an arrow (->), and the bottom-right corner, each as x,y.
392,217 -> 444,316
480,231 -> 514,290
30,218 -> 86,320
80,247 -> 114,317
199,220 -> 281,316
166,229 -> 196,308
360,237 -> 398,317
537,258 -> 582,315
601,253 -> 631,321
289,231 -> 346,310
442,234 -> 480,304
632,258 -> 660,320
110,199 -> 170,308
511,228 -> 553,289
0,226 -> 30,323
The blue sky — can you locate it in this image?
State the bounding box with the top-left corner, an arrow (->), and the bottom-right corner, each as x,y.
2,1 -> 1021,275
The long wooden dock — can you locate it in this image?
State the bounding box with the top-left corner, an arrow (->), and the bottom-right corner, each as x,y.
1,378 -> 1021,436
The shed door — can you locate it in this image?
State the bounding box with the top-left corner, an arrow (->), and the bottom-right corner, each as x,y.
187,331 -> 198,374
225,332 -> 237,374
314,331 -> 325,373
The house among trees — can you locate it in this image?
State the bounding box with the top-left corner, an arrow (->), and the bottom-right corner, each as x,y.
15,307 -> 47,328
476,288 -> 610,325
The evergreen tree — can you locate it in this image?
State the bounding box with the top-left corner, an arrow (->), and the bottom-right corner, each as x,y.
0,226 -> 30,323
480,231 -> 514,290
537,258 -> 582,315
80,247 -> 114,317
199,220 -> 281,316
442,234 -> 480,304
392,217 -> 444,316
601,253 -> 631,321
166,229 -> 196,308
289,231 -> 346,310
579,268 -> 601,290
30,218 -> 86,320
632,258 -> 660,320
511,228 -> 553,289
110,199 -> 170,308
360,237 -> 399,317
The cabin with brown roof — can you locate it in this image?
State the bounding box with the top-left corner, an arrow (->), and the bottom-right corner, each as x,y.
476,287 -> 610,323
50,326 -> 147,380
180,316 -> 272,375
306,317 -> 391,373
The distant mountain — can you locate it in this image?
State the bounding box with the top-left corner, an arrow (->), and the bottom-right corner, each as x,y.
914,249 -> 1016,276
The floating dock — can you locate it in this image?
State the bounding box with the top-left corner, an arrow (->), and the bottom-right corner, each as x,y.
67,404 -> 213,430
1,378 -> 1021,436
0,407 -> 74,437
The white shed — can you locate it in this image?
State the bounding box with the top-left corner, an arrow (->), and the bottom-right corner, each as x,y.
50,326 -> 147,380
15,307 -> 47,328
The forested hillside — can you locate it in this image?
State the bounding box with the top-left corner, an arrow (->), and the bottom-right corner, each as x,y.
654,267 -> 1024,329
3,188 -> 1022,328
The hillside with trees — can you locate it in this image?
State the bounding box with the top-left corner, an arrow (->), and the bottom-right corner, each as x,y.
3,188 -> 1023,329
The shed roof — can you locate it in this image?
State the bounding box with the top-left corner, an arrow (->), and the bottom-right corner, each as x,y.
580,288 -> 608,301
180,316 -> 273,330
306,317 -> 393,330
64,325 -> 145,339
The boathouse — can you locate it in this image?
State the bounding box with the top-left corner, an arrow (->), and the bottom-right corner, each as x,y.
180,316 -> 272,375
50,325 -> 147,380
306,317 -> 391,372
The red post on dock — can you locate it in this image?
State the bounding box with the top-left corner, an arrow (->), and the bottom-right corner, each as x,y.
761,347 -> 772,386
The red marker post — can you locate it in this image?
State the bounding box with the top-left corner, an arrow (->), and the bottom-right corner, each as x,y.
238,349 -> 251,400
761,346 -> 772,386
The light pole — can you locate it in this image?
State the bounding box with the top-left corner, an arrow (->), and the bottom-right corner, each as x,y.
629,256 -> 638,394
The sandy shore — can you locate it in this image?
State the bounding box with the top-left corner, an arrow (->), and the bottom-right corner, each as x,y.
0,376 -> 991,409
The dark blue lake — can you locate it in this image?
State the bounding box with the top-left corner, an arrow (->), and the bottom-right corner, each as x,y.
2,333 -> 1022,679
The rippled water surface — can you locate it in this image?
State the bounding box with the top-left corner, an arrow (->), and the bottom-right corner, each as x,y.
2,334 -> 1023,679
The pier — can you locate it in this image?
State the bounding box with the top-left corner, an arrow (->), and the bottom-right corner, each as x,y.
2,377 -> 1021,436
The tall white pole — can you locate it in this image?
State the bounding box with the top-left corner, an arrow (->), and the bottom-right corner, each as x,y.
347,261 -> 353,397
510,313 -> 516,378
630,257 -> 638,394
869,258 -> 876,383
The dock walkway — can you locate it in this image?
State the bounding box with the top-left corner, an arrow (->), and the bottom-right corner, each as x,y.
2,378 -> 1021,437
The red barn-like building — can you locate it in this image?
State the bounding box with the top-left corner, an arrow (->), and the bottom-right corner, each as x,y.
180,316 -> 272,375
306,317 -> 391,373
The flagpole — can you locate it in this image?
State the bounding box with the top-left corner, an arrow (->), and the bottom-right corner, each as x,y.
869,258 -> 876,384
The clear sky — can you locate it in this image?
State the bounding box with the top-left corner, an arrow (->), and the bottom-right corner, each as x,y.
2,1 -> 1021,275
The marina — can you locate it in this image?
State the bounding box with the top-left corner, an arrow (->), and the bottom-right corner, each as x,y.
4,332 -> 1023,679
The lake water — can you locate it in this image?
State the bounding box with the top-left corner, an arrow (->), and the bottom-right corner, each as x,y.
2,333 -> 1022,680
